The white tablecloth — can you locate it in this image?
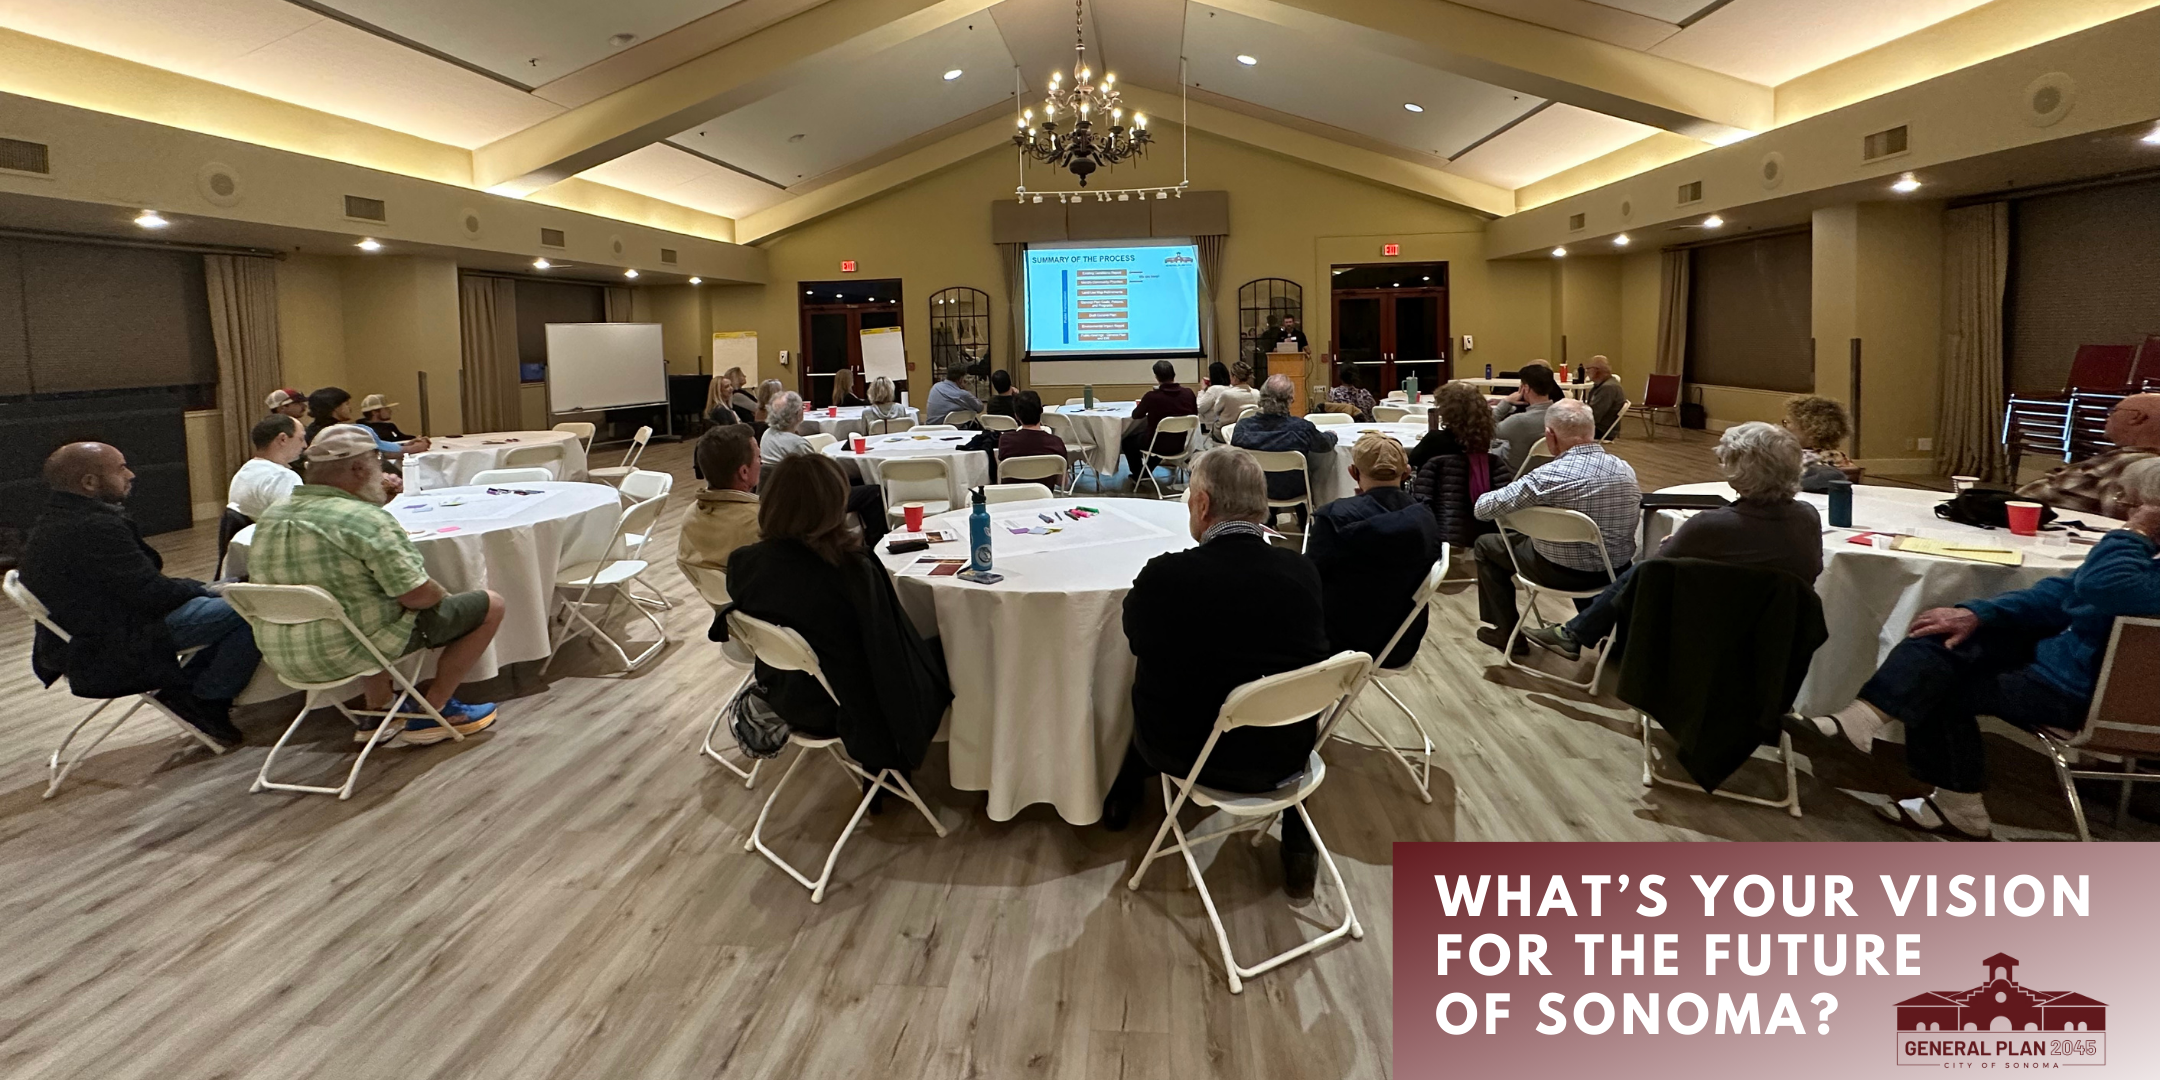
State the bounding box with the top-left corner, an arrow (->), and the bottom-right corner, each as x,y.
1458,377 -> 1592,399
797,405 -> 919,439
1646,483 -> 2120,717
879,497 -> 1194,824
824,431 -> 990,507
404,431 -> 589,490
1053,401 -> 1137,476
224,482 -> 625,682
1309,422 -> 1430,506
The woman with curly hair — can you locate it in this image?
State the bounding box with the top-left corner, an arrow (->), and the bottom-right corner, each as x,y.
1406,380 -> 1515,547
1783,395 -> 1852,468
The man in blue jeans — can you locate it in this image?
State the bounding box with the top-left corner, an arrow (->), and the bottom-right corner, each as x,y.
23,442 -> 259,746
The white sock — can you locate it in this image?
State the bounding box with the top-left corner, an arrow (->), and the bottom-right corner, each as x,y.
1922,788 -> 1992,835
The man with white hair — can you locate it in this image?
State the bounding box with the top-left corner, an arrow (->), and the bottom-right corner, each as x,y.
1527,422 -> 1822,660
246,425 -> 505,741
1582,355 -> 1627,440
1231,373 -> 1335,521
759,391 -> 814,466
1470,398 -> 1640,653
1104,448 -> 1334,899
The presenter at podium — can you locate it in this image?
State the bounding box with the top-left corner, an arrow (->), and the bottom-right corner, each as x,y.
1259,315 -> 1308,354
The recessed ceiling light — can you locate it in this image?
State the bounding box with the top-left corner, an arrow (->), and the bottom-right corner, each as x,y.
134,210 -> 168,229
532,258 -> 551,270
688,276 -> 702,286
1891,173 -> 1922,193
1613,233 -> 1630,247
1702,215 -> 1724,228
623,268 -> 639,279
943,69 -> 963,81
2141,125 -> 2160,145
355,238 -> 382,252
1403,102 -> 1424,113
1236,54 -> 1257,66
1551,246 -> 1567,258
609,33 -> 637,48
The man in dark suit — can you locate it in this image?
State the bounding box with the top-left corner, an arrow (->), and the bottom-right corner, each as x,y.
1121,359 -> 1198,485
1306,433 -> 1442,669
21,442 -> 258,745
1105,447 -> 1332,898
1257,314 -> 1308,355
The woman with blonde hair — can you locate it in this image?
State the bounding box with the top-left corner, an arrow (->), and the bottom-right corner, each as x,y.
1406,380 -> 1514,548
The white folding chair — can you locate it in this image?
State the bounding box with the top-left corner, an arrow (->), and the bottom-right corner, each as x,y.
879,457 -> 955,525
1236,404 -> 1260,421
1373,405 -> 1408,423
1495,506 -> 1621,692
5,570 -> 230,798
545,496 -> 672,673
730,611 -> 946,902
1308,412 -> 1353,427
678,562 -> 762,789
943,409 -> 980,427
978,414 -> 1018,432
804,432 -> 838,453
1064,397 -> 1089,407
587,425 -> 653,485
1599,401 -> 1633,444
867,416 -> 914,436
470,467 -> 555,485
501,442 -> 565,478
1038,412 -> 1098,493
1385,391 -> 1408,402
224,583 -> 465,800
1520,437 -> 1554,473
1244,449 -> 1311,546
1128,650 -> 1372,994
2029,616 -> 2160,841
615,468 -> 677,610
1329,551 -> 1451,803
986,482 -> 1054,504
1137,414 -> 1202,499
1219,423 -> 1236,446
552,421 -> 596,454
999,453 -> 1069,494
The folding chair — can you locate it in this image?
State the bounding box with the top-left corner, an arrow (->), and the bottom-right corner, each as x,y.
1244,449 -> 1311,547
1384,391 -> 1407,402
1372,405 -> 1408,423
1331,550 -> 1450,802
587,425 -> 653,485
804,432 -> 838,453
1637,374 -> 1681,440
6,570 -> 231,798
223,583 -> 465,800
1038,412 -> 1098,492
879,457 -> 955,525
731,611 -> 946,902
1136,414 -> 1202,499
1496,506 -> 1621,693
1519,437 -> 1554,473
1307,412 -> 1353,427
978,414 -> 1018,432
1236,404 -> 1260,421
868,416 -> 914,436
999,453 -> 1069,494
986,482 -> 1054,504
678,562 -> 762,789
615,468 -> 677,609
552,421 -> 596,455
1599,401 -> 1633,443
214,506 -> 253,579
502,442 -> 565,478
545,495 -> 672,673
1064,398 -> 1089,407
2030,616 -> 2160,842
1128,650 -> 1372,994
470,467 -> 554,485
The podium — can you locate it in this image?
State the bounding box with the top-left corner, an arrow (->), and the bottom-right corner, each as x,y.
1265,350 -> 1312,416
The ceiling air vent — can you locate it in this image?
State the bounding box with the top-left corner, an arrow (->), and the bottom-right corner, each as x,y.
540,228 -> 566,248
1567,213 -> 1585,232
0,136 -> 51,176
343,195 -> 387,222
1676,180 -> 1703,206
660,248 -> 679,264
1862,125 -> 1908,162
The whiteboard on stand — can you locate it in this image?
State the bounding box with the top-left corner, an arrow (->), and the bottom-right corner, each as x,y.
545,323 -> 666,413
861,326 -> 906,386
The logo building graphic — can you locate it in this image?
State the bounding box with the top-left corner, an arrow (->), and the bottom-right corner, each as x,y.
1894,954 -> 2106,1066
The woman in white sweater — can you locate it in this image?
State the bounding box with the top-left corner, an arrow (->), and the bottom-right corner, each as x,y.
1196,360 -> 1260,439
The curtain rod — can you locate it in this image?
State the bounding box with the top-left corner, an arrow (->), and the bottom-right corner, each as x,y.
0,225 -> 284,258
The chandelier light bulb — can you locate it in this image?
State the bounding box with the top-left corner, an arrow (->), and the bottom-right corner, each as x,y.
1133,113 -> 1145,128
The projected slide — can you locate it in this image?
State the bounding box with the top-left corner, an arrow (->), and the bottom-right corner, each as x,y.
1024,243 -> 1201,357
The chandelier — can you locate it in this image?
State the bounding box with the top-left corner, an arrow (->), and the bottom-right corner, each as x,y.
1012,0 -> 1150,187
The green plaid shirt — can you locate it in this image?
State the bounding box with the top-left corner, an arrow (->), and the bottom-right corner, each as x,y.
247,485 -> 431,684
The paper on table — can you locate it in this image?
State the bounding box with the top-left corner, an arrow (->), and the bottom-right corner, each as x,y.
983,503 -> 1173,558
1892,536 -> 2024,566
901,557 -> 968,577
391,492 -> 533,522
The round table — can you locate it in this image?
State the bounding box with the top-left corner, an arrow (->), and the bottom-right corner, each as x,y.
797,405 -> 919,440
1052,401 -> 1137,477
1646,482 -> 2121,716
404,431 -> 588,490
225,481 -> 624,682
1310,422 -> 1430,505
824,430 -> 990,508
879,497 -> 1194,824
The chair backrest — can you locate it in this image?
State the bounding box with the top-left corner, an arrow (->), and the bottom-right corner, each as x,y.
1643,373 -> 1682,409
998,454 -> 1066,484
1064,397 -> 1088,407
978,414 -> 1018,432
1496,506 -> 1617,580
870,416 -> 915,435
617,467 -> 674,504
1373,405 -> 1408,423
986,482 -> 1054,504
910,424 -> 958,433
2075,616 -> 2160,754
471,467 -> 556,485
1215,651 -> 1372,731
880,456 -> 953,508
1385,391 -> 1407,402
502,443 -> 565,474
678,561 -> 732,608
1039,412 -> 1086,445
725,610 -> 840,704
224,582 -> 404,683
581,495 -> 671,572
1599,400 -> 1632,442
3,569 -> 65,641
1308,412 -> 1353,426
1236,403 -> 1260,421
1218,423 -> 1235,445
552,421 -> 596,452
944,409 -> 979,427
619,425 -> 654,468
804,432 -> 838,453
1368,548 -> 1452,674
2067,343 -> 2137,390
1244,449 -> 1309,500
1521,437 -> 1553,471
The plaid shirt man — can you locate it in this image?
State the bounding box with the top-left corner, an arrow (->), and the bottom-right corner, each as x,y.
1473,442 -> 1640,571
247,485 -> 430,684
2016,447 -> 2157,518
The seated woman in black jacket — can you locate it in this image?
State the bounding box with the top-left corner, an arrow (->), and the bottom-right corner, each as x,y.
1407,380 -> 1514,548
724,454 -> 950,776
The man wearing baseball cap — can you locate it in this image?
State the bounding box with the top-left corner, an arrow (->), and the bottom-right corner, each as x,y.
243,425 -> 504,742
1305,432 -> 1442,670
265,388 -> 307,420
356,393 -> 418,443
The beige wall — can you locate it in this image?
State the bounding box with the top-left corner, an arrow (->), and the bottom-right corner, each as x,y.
633,284 -> 717,375
275,253 -> 349,393
1617,250 -> 1662,392
340,255 -> 465,437
1557,256 -> 1623,374
183,409 -> 225,522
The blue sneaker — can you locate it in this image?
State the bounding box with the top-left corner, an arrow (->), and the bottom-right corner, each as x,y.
354,698 -> 499,745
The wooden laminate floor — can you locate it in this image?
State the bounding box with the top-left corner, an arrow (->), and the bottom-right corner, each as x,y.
0,426 -> 2147,1080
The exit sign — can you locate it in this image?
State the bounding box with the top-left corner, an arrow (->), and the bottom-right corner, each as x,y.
1382,243 -> 1400,257
840,260 -> 857,273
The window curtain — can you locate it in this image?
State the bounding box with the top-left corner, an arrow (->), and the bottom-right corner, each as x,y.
1937,202 -> 2010,481
999,242 -> 1025,388
459,276 -> 520,433
605,286 -> 634,322
204,254 -> 283,472
1196,234 -> 1226,366
1654,248 -> 1688,379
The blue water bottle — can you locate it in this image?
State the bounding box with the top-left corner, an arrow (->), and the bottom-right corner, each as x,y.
1827,480 -> 1853,529
1484,363 -> 1493,380
968,487 -> 992,573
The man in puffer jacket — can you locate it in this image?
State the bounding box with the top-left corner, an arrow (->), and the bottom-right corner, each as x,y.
1307,434 -> 1443,669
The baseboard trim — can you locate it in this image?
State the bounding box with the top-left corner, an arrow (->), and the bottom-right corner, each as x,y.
193,500 -> 222,523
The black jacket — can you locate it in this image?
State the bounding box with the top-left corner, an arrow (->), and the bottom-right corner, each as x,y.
1408,430 -> 1514,547
722,537 -> 949,774
1125,532 -> 1331,789
1306,486 -> 1442,669
23,492 -> 208,698
1613,559 -> 1828,793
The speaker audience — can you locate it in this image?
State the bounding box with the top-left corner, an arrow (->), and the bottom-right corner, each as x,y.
831,368 -> 867,408
1783,394 -> 1854,491
1307,434 -> 1442,669
227,414 -> 306,520
1197,360 -> 1260,437
2016,392 -> 2160,517
1408,380 -> 1514,549
1121,360 -> 1197,483
1492,362 -> 1560,474
356,394 -> 417,443
1470,399 -> 1639,653
264,387 -> 308,421
997,391 -> 1068,462
926,361 -> 983,424
759,392 -> 814,465
985,369 -> 1018,417
1327,365 -> 1376,422
1231,374 -> 1334,517
865,376 -> 907,428
679,425 -> 762,578
1581,356 -> 1626,440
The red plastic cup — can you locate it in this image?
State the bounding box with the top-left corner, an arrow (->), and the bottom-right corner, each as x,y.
828,405 -> 838,417
2005,501 -> 2042,536
851,433 -> 867,453
903,503 -> 925,531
